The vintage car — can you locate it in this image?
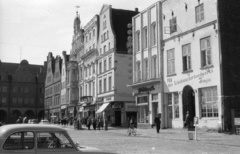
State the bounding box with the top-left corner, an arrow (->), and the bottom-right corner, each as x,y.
39,119 -> 49,124
0,124 -> 109,154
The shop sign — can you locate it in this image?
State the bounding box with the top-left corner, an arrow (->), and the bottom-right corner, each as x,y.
138,85 -> 155,93
125,103 -> 137,111
104,96 -> 113,102
111,102 -> 123,108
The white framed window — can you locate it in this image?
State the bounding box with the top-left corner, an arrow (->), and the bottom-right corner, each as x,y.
200,86 -> 218,118
170,17 -> 177,34
151,22 -> 156,46
143,27 -> 148,49
104,60 -> 107,72
200,36 -> 212,67
108,76 -> 112,91
151,56 -> 157,78
99,80 -> 102,94
109,57 -> 112,69
135,31 -> 140,52
135,61 -> 141,82
143,58 -> 148,80
104,78 -> 107,92
182,44 -> 191,71
173,93 -> 179,118
196,4 -> 204,23
167,49 -> 175,75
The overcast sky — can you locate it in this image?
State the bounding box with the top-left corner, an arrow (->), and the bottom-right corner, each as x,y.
0,0 -> 158,65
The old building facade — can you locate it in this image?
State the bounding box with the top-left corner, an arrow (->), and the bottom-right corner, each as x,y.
131,1 -> 163,128
0,60 -> 45,124
95,5 -> 139,126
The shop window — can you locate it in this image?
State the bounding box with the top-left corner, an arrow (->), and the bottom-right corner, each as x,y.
199,86 -> 218,118
167,49 -> 175,75
137,105 -> 149,123
173,93 -> 179,118
135,61 -> 141,82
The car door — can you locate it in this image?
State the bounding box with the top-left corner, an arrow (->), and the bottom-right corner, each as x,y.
36,131 -> 80,154
2,131 -> 36,154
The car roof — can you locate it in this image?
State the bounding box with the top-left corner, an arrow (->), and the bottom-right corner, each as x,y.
0,124 -> 65,138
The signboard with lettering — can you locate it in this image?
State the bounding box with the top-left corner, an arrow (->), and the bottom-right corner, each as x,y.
138,85 -> 155,93
112,102 -> 123,109
125,103 -> 138,111
104,97 -> 113,102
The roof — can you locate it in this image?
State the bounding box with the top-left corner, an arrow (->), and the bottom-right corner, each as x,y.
0,124 -> 65,138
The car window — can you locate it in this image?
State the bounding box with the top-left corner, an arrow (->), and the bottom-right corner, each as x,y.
37,132 -> 74,149
3,131 -> 34,150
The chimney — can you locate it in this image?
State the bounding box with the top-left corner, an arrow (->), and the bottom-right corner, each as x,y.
135,8 -> 139,12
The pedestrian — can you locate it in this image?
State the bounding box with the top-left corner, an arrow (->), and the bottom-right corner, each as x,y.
22,115 -> 28,123
87,117 -> 91,130
16,116 -> 23,123
185,111 -> 191,130
92,117 -> 97,130
104,116 -> 108,131
154,114 -> 161,133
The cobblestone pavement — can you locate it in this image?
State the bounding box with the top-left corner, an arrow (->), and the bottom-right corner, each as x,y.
60,124 -> 240,147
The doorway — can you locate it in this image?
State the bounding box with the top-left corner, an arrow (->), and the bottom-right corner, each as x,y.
115,111 -> 121,126
182,86 -> 195,128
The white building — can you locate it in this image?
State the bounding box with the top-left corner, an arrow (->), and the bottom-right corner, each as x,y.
131,1 -> 163,128
162,0 -> 221,129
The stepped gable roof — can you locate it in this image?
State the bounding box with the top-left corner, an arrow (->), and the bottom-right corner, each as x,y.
111,8 -> 139,53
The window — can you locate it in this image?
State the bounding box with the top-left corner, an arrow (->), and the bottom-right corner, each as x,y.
89,83 -> 91,96
109,57 -> 112,69
151,22 -> 156,46
103,20 -> 107,29
89,32 -> 91,40
174,93 -> 179,118
108,42 -> 110,51
182,44 -> 191,71
104,78 -> 107,92
99,80 -> 102,93
135,31 -> 140,52
93,29 -> 95,37
104,45 -> 106,53
200,37 -> 212,67
37,132 -> 73,149
104,60 -> 107,72
99,62 -> 102,74
200,86 -> 218,118
143,27 -> 148,49
170,17 -> 177,34
143,59 -> 148,80
92,63 -> 95,74
2,86 -> 7,92
4,132 -> 34,150
167,49 -> 175,75
196,4 -> 204,23
167,94 -> 172,119
93,81 -> 95,96
135,61 -> 141,82
2,97 -> 7,104
108,76 -> 112,91
151,56 -> 157,78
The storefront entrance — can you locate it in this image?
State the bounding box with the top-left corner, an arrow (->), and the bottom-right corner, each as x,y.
115,111 -> 121,126
182,86 -> 195,127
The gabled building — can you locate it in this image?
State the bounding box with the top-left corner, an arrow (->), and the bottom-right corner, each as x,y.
0,60 -> 46,124
95,5 -> 139,126
65,11 -> 84,119
60,51 -> 69,119
78,15 -> 99,118
131,1 -> 163,128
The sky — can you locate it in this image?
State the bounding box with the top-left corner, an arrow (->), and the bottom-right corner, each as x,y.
0,0 -> 159,65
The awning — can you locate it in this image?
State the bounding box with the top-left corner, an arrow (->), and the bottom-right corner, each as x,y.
96,103 -> 109,113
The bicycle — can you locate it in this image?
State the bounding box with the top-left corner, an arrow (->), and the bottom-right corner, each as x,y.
127,124 -> 137,136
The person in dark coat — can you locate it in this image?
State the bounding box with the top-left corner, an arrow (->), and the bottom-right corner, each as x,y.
92,117 -> 97,130
87,117 -> 92,130
154,115 -> 161,133
104,116 -> 108,131
185,111 -> 191,130
16,116 -> 23,124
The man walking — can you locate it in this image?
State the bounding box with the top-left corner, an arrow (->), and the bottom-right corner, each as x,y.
154,114 -> 161,133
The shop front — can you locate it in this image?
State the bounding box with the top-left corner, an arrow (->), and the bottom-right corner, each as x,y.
133,83 -> 162,129
164,68 -> 222,130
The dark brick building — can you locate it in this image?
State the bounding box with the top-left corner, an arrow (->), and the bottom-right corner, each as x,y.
0,60 -> 46,124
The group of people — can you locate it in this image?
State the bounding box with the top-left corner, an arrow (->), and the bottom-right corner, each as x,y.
16,115 -> 28,124
82,116 -> 108,130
